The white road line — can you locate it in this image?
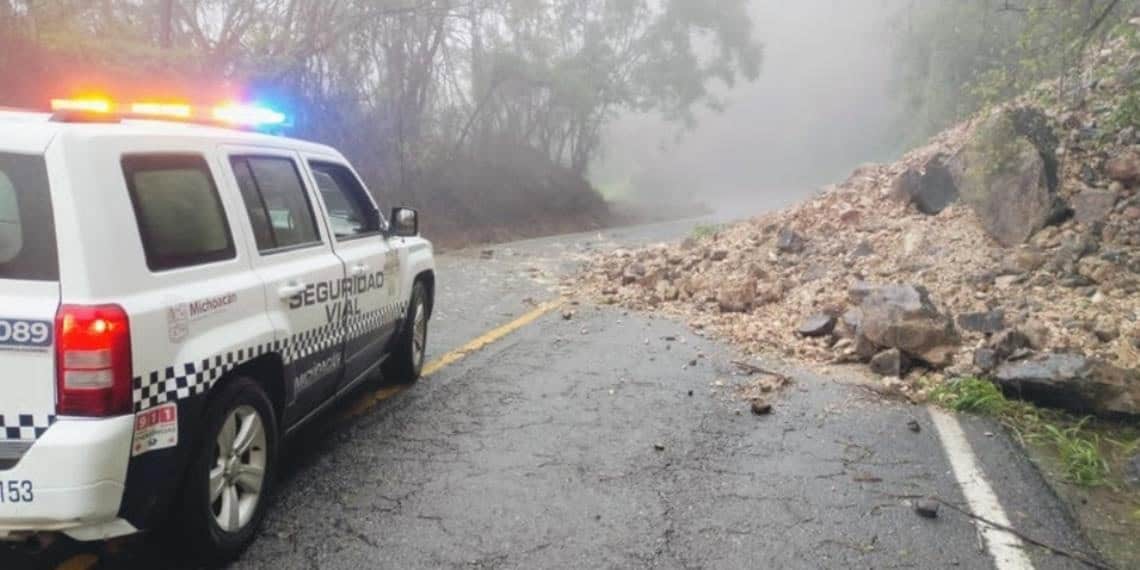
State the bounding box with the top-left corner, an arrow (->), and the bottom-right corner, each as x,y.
929,407 -> 1035,570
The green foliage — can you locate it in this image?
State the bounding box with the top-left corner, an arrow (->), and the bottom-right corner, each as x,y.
0,0 -> 762,190
930,377 -> 1119,487
1109,91 -> 1140,131
964,113 -> 1021,185
890,0 -> 1133,146
1033,421 -> 1111,487
930,377 -> 1009,415
691,223 -> 725,240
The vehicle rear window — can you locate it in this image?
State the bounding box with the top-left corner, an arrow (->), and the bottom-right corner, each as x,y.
0,153 -> 59,281
122,154 -> 236,272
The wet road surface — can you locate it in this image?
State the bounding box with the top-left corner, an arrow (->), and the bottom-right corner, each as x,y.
5,219 -> 1104,569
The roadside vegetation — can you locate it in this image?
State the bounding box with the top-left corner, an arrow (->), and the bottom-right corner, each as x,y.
691,224 -> 726,241
890,0 -> 1134,147
0,0 -> 761,245
932,377 -> 1139,495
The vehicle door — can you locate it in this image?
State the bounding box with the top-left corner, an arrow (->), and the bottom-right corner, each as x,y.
222,149 -> 346,426
302,157 -> 399,389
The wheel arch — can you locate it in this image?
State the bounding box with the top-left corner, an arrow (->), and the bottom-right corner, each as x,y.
416,269 -> 435,317
227,353 -> 288,422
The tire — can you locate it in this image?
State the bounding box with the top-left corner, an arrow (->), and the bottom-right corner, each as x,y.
177,376 -> 278,564
383,281 -> 429,384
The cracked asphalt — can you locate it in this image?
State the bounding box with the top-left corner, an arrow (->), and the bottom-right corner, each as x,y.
9,219 -> 1107,569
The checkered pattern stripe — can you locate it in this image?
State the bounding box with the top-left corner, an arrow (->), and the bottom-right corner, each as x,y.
0,413 -> 57,442
345,302 -> 407,343
133,340 -> 285,412
282,321 -> 340,363
133,301 -> 408,412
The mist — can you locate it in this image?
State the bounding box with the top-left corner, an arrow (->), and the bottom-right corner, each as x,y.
594,0 -> 909,220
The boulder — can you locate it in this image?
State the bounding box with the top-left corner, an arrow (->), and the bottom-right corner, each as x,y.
1008,106 -> 1060,174
890,156 -> 960,215
852,331 -> 879,362
956,310 -> 1005,334
1126,454 -> 1140,489
1072,189 -> 1117,226
994,353 -> 1140,417
858,284 -> 959,367
776,228 -> 806,254
717,279 -> 757,313
1011,248 -> 1047,273
974,348 -> 999,372
889,168 -> 922,203
870,348 -> 910,377
913,155 -> 960,215
1047,231 -> 1100,275
847,281 -> 877,305
837,308 -> 863,339
1106,149 -> 1140,185
957,109 -> 1062,247
1078,257 -> 1135,290
798,313 -> 837,337
622,262 -> 647,285
988,329 -> 1032,359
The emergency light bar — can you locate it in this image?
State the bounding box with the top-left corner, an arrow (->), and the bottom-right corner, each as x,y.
49,98 -> 292,130
212,103 -> 287,127
50,98 -> 112,114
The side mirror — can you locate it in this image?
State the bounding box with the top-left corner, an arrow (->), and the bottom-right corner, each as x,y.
390,207 -> 419,237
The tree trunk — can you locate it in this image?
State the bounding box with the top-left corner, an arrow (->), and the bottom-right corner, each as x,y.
160,0 -> 174,49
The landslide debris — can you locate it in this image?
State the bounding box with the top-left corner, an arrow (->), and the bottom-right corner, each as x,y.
574,37 -> 1140,418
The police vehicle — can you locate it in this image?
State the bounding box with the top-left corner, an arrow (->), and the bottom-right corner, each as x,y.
0,98 -> 435,560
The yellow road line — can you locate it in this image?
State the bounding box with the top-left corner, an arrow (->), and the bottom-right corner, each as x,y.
58,299 -> 562,569
422,299 -> 562,376
344,299 -> 562,417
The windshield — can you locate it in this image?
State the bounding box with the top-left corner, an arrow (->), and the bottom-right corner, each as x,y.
0,153 -> 58,281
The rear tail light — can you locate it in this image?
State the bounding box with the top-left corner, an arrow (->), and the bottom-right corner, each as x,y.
55,304 -> 133,417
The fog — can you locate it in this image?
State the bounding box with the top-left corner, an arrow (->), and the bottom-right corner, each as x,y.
594,0 -> 909,220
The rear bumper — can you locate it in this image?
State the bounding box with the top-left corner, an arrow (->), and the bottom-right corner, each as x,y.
0,416 -> 137,541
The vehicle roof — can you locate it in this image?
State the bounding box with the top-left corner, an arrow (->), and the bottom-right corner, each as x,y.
0,109 -> 339,156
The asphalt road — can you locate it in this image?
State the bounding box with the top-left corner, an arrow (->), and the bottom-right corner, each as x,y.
7,219 -> 1108,569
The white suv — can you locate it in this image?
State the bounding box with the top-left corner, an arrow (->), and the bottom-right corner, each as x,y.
0,104 -> 434,561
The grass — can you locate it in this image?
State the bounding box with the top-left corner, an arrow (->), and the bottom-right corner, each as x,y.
1108,91 -> 1140,132
1036,421 -> 1111,487
691,223 -> 725,240
930,377 -> 1009,415
930,377 -> 1139,488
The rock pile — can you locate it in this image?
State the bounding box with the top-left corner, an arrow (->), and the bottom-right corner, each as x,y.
574,38 -> 1140,417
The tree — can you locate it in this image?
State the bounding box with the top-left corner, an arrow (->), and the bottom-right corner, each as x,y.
890,0 -> 1134,145
0,0 -> 762,236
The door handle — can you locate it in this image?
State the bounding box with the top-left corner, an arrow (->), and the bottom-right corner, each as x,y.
350,264 -> 370,276
277,281 -> 306,300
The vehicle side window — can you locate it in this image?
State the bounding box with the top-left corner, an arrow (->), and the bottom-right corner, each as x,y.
308,162 -> 380,240
230,156 -> 322,252
0,154 -> 59,281
231,159 -> 275,251
122,154 -> 236,272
